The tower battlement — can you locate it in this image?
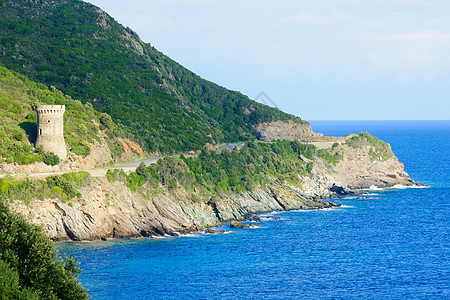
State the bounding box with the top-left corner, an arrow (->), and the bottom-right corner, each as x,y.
36,105 -> 65,114
35,105 -> 67,160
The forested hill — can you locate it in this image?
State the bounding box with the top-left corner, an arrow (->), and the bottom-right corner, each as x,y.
0,0 -> 299,153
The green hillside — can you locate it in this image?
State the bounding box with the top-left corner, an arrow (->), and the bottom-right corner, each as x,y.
0,64 -> 123,165
0,0 -> 298,153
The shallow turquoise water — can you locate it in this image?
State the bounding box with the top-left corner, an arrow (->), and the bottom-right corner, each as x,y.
56,121 -> 450,299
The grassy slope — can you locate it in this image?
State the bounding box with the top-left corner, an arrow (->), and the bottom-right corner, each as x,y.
0,0 -> 298,153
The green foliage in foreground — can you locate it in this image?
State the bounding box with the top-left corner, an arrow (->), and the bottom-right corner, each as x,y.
0,172 -> 90,203
0,200 -> 89,299
0,65 -> 125,164
0,0 -> 300,153
109,140 -> 342,195
345,132 -> 394,161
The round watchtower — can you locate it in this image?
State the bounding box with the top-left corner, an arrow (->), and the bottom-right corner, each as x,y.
35,105 -> 67,160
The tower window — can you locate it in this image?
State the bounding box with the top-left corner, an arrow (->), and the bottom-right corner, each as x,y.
39,129 -> 42,135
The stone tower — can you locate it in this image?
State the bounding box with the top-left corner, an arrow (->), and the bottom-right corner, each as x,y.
35,105 -> 67,160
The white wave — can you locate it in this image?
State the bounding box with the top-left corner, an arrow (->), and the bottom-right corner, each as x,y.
151,235 -> 167,239
368,185 -> 385,191
339,205 -> 354,208
259,211 -> 283,217
179,233 -> 199,238
366,184 -> 429,191
319,207 -> 336,211
392,184 -> 429,189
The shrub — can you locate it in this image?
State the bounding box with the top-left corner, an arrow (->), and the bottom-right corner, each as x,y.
43,152 -> 60,166
317,149 -> 341,165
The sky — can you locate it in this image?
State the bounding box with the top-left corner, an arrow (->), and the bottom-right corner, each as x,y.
86,0 -> 450,120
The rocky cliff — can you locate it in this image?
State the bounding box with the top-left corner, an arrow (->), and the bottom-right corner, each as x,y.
12,179 -> 338,242
254,120 -> 316,142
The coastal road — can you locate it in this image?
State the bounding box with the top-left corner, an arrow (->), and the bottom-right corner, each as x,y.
0,142 -> 246,180
114,142 -> 244,169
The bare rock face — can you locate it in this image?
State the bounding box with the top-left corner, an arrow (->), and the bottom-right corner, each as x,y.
254,120 -> 315,142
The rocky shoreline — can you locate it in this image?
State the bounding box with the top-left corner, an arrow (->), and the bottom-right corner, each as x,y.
11,167 -> 415,242
12,179 -> 340,242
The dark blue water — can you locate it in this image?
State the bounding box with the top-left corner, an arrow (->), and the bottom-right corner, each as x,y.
56,121 -> 450,299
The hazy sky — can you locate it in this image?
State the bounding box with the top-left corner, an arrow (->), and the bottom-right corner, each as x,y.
86,0 -> 449,120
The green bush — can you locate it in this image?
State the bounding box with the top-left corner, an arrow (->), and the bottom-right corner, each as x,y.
0,259 -> 40,299
43,152 -> 60,166
120,140 -> 321,194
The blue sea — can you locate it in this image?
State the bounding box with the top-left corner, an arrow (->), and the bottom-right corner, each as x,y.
56,121 -> 450,299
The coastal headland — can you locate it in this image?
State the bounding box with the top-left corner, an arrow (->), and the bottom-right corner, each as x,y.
5,121 -> 416,242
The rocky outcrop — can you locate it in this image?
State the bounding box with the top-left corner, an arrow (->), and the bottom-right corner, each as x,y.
311,142 -> 415,190
254,120 -> 316,142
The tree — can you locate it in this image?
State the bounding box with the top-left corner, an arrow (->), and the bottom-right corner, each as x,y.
99,113 -> 114,129
0,199 -> 89,299
135,162 -> 148,178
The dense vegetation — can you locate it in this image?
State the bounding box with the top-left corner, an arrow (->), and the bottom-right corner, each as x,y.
0,199 -> 89,299
108,140 -> 342,195
0,0 -> 298,153
0,64 -> 124,164
0,171 -> 91,205
345,132 -> 394,161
